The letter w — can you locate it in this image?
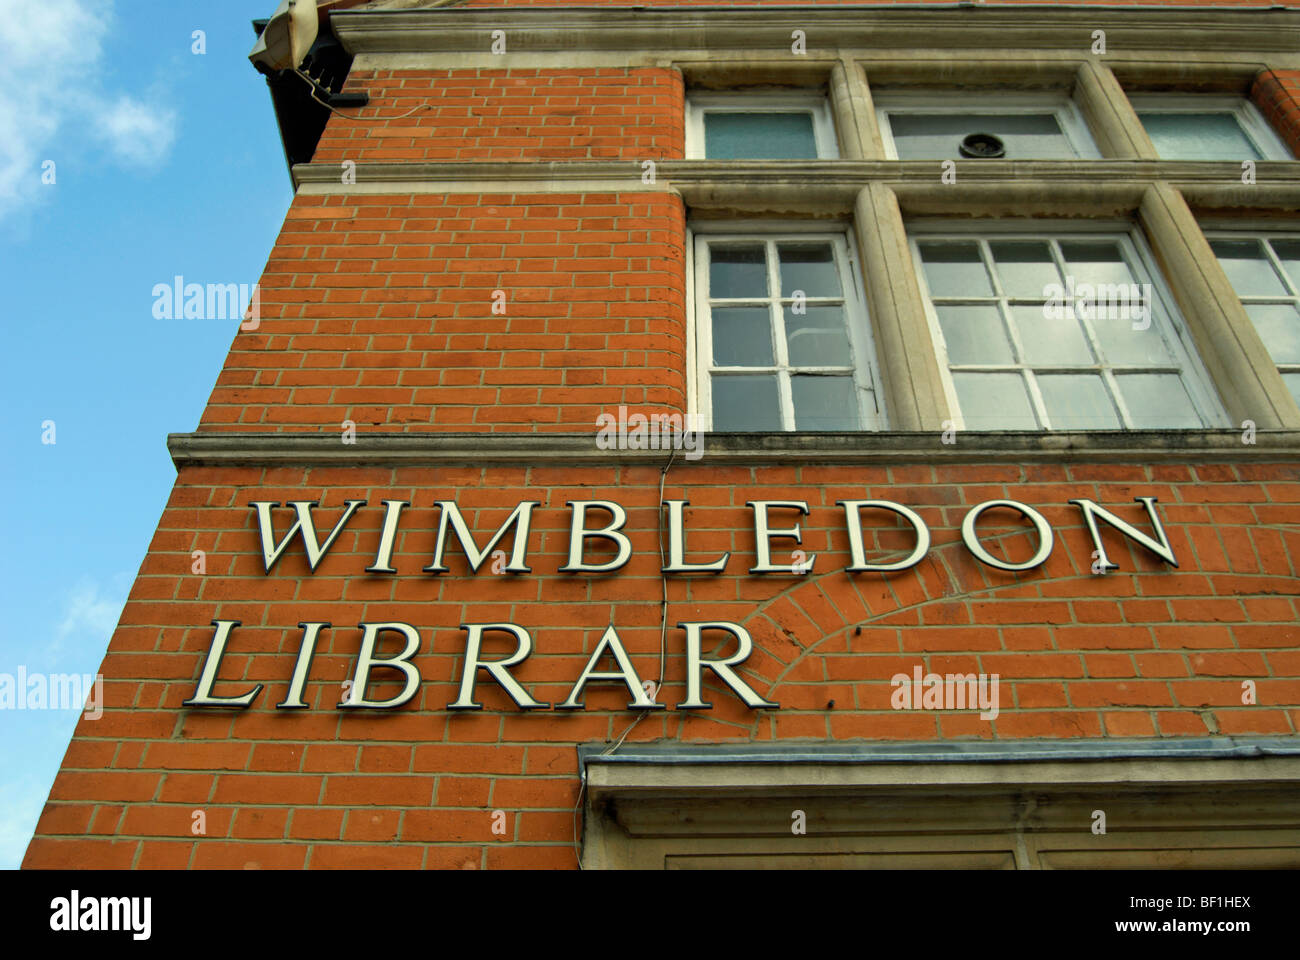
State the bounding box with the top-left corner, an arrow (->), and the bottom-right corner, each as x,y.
249,500 -> 366,573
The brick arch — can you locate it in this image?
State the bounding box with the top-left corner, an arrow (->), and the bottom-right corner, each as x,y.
731,522 -> 1154,739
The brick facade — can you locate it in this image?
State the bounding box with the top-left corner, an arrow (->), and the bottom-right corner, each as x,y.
1253,69 -> 1300,158
201,192 -> 687,432
314,68 -> 685,164
23,0 -> 1300,870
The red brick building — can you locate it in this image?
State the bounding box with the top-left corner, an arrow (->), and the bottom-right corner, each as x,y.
25,0 -> 1300,869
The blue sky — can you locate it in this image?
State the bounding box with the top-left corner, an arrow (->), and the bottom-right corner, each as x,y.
0,0 -> 291,868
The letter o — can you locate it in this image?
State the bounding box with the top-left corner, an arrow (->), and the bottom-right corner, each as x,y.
960,500 -> 1053,571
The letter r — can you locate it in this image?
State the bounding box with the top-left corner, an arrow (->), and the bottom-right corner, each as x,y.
676,621 -> 778,710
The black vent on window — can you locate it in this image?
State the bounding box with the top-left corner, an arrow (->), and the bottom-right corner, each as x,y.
959,133 -> 1007,159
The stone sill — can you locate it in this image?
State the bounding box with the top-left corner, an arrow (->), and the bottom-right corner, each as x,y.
294,159 -> 1300,186
167,429 -> 1300,468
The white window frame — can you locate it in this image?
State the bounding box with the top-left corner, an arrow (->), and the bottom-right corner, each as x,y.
907,220 -> 1229,432
1203,226 -> 1300,394
685,92 -> 839,160
1129,94 -> 1293,162
688,222 -> 886,433
873,92 -> 1102,161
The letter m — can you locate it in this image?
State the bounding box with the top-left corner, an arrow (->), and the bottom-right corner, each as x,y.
206,282 -> 242,320
424,501 -> 538,574
947,673 -> 978,710
1096,282 -> 1130,321
101,897 -> 129,931
249,500 -> 366,573
53,674 -> 81,710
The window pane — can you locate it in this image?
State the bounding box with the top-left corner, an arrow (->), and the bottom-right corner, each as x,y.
791,376 -> 859,431
709,246 -> 767,298
1037,374 -> 1120,429
704,112 -> 818,160
778,243 -> 841,297
1085,297 -> 1171,366
952,373 -> 1038,430
712,375 -> 781,431
712,307 -> 774,367
1139,112 -> 1262,161
1058,241 -> 1136,288
889,113 -> 1076,159
784,305 -> 851,367
937,305 -> 1013,365
1011,305 -> 1093,365
918,242 -> 993,297
1210,239 -> 1287,296
1282,373 -> 1300,409
990,241 -> 1060,298
1244,303 -> 1300,365
1271,239 -> 1300,290
1090,313 -> 1171,365
1117,374 -> 1202,428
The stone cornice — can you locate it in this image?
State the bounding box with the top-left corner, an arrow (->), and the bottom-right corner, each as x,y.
167,429 -> 1300,469
292,159 -> 1300,212
330,6 -> 1300,57
294,159 -> 1300,186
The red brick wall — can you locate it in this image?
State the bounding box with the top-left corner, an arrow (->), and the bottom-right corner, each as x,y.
1252,69 -> 1300,159
22,462 -> 1300,868
200,192 -> 686,433
315,69 -> 685,163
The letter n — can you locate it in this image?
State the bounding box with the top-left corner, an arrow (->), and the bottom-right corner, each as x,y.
1068,497 -> 1177,573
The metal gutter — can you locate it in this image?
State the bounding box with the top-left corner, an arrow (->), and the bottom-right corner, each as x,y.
251,14 -> 368,186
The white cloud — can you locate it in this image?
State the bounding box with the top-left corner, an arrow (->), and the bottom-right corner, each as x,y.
0,774 -> 52,870
94,95 -> 178,168
0,571 -> 130,868
0,0 -> 178,220
56,578 -> 126,651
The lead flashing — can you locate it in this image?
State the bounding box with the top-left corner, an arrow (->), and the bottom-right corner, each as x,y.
578,736 -> 1300,770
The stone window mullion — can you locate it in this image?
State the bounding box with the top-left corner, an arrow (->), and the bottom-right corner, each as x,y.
853,183 -> 951,431
1138,182 -> 1300,429
1074,61 -> 1159,160
830,58 -> 884,161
